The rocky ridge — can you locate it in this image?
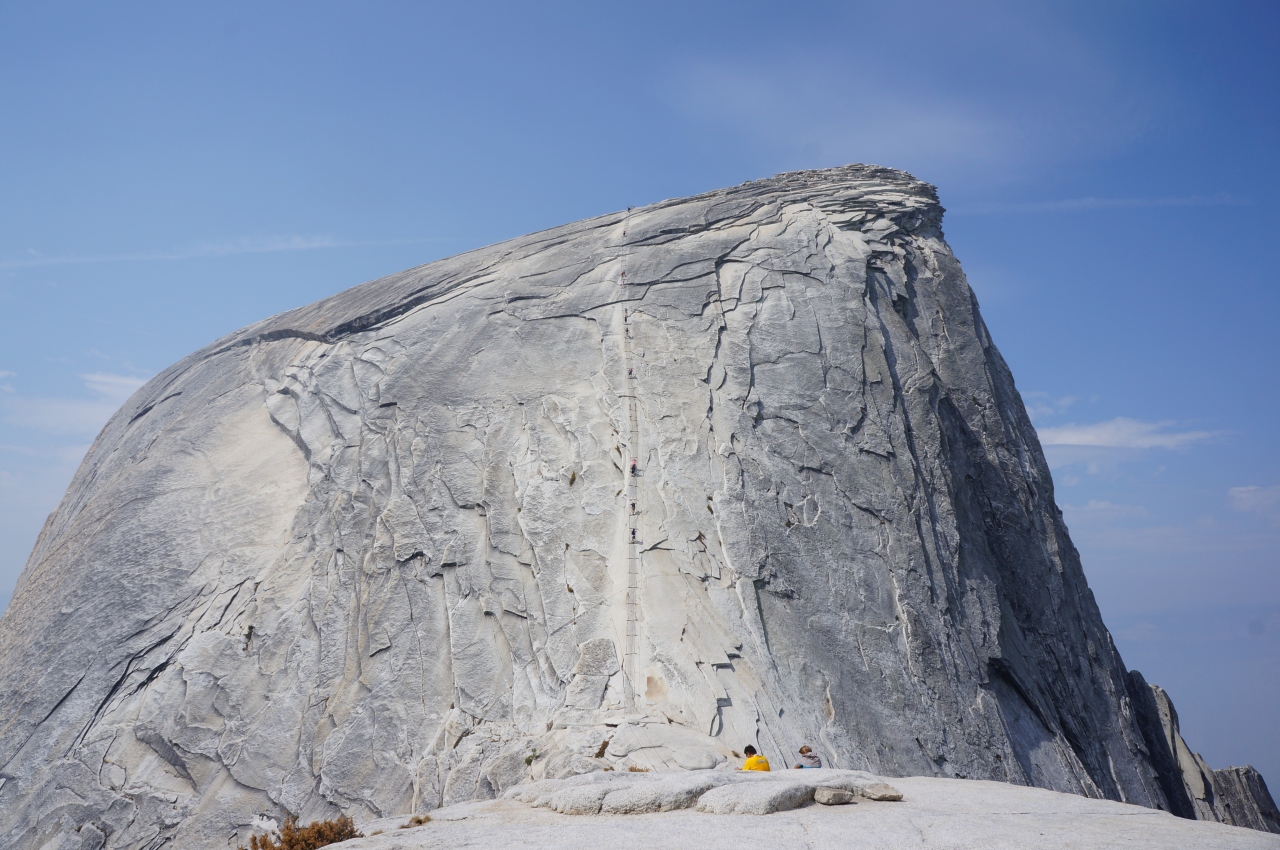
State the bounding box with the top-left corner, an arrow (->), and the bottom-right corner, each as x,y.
0,165 -> 1274,849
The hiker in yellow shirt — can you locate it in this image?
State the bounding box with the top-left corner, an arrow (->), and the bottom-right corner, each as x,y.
738,744 -> 770,771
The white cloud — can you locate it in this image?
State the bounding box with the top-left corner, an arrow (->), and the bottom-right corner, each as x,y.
80,372 -> 150,403
1023,392 -> 1078,422
1115,622 -> 1163,642
0,235 -> 444,270
1063,499 -> 1149,520
4,373 -> 150,436
1036,417 -> 1214,450
0,235 -> 338,270
0,442 -> 91,461
955,194 -> 1242,215
1229,486 -> 1280,526
662,8 -> 1155,187
0,371 -> 14,379
668,60 -> 1024,176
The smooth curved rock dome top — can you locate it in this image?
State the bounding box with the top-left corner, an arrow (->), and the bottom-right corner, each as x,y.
0,165 -> 1274,849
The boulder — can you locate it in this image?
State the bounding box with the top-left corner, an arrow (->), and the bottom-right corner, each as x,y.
695,780 -> 815,815
814,787 -> 856,805
601,773 -> 726,814
861,782 -> 904,802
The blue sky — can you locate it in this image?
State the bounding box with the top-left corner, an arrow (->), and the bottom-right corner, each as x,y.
1,1 -> 1277,783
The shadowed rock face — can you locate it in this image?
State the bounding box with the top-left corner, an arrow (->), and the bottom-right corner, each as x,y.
0,165 -> 1241,848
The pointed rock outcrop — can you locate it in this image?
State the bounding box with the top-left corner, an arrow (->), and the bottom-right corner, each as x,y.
1128,671 -> 1280,833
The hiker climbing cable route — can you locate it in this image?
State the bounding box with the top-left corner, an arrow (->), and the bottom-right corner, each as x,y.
619,207 -> 642,713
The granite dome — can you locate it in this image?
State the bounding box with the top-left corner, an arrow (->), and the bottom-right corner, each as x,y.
1,165 -> 1274,849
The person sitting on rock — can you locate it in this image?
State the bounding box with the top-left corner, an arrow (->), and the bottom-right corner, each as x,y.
738,745 -> 770,771
793,745 -> 822,769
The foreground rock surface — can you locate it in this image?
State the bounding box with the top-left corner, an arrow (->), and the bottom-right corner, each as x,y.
0,165 -> 1274,849
354,776 -> 1280,850
501,767 -> 900,815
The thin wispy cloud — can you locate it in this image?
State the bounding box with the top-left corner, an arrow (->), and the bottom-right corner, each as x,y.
79,372 -> 150,400
669,60 -> 1024,175
1023,392 -> 1079,422
0,235 -> 446,270
1037,417 -> 1215,450
1230,486 -> 1280,526
665,13 -> 1154,186
0,442 -> 92,465
3,372 -> 150,436
1063,499 -> 1149,520
955,193 -> 1244,215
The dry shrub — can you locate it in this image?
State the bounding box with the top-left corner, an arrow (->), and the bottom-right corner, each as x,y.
240,816 -> 362,850
399,815 -> 431,829
626,765 -> 650,773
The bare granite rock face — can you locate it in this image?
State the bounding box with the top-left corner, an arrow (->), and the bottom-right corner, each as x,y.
1127,672 -> 1280,833
1212,769 -> 1280,834
0,165 -> 1272,849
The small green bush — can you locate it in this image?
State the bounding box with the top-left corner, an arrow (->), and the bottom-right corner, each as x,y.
240,816 -> 362,850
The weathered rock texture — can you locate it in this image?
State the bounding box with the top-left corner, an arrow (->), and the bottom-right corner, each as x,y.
500,768 -> 900,816
0,165 -> 1273,849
